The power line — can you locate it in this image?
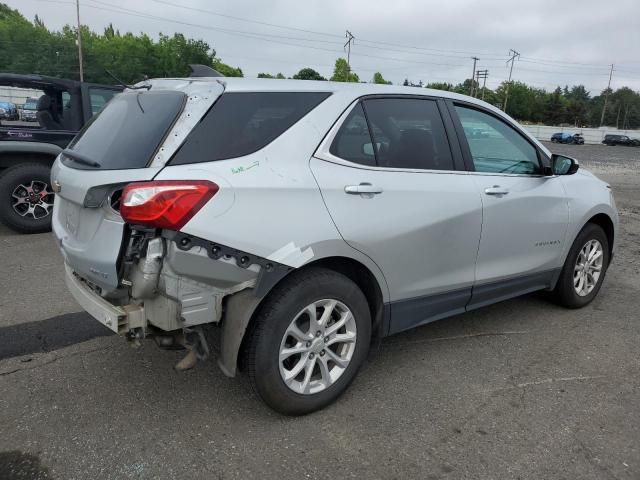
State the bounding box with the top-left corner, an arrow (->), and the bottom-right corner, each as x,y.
344,30 -> 355,68
475,69 -> 488,99
469,57 -> 479,96
75,0 -> 83,82
600,64 -> 614,127
503,49 -> 520,112
15,0 -> 640,72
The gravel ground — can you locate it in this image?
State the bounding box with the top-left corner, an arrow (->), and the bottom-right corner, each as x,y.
0,143 -> 638,479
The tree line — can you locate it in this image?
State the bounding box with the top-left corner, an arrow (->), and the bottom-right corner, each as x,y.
2,3 -> 638,129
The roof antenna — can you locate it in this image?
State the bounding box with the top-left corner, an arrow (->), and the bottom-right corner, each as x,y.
105,70 -> 151,90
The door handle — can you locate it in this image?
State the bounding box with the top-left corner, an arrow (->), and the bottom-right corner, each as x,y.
484,185 -> 509,196
344,183 -> 383,195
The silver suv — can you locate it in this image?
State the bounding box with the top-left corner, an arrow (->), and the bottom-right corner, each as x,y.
52,78 -> 618,414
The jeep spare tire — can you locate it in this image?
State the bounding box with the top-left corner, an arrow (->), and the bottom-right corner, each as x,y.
0,163 -> 54,234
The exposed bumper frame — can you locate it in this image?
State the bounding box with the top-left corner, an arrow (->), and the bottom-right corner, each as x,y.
64,263 -> 144,334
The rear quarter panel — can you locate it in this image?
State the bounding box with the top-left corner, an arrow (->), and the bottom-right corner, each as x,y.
153,91 -> 391,301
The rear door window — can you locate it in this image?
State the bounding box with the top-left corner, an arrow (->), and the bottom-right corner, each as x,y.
362,98 -> 454,170
64,90 -> 185,170
329,103 -> 376,166
170,92 -> 331,165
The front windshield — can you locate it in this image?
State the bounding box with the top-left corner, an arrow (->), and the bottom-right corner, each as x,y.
24,103 -> 37,111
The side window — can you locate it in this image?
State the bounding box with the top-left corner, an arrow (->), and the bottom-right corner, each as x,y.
362,98 -> 454,170
455,105 -> 541,174
329,103 -> 376,166
89,87 -> 117,116
171,92 -> 331,164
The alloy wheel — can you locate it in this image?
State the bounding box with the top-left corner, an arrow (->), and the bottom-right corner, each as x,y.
11,180 -> 54,219
573,239 -> 604,297
278,299 -> 357,395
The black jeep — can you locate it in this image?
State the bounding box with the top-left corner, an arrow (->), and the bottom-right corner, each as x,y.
0,73 -> 122,233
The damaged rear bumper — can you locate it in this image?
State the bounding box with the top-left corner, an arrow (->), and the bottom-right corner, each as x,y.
64,263 -> 145,334
63,231 -> 297,376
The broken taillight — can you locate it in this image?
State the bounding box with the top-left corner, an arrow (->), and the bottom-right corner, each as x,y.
120,180 -> 218,230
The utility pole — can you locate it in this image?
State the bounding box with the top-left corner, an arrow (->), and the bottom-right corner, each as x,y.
469,56 -> 479,96
475,69 -> 488,100
75,0 -> 84,82
502,49 -> 520,112
599,64 -> 614,127
344,30 -> 355,69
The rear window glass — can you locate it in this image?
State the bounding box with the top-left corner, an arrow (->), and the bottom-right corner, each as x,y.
64,90 -> 185,170
169,92 -> 331,165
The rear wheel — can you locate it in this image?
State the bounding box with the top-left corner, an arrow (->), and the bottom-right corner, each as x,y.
0,163 -> 54,234
245,268 -> 371,415
553,223 -> 609,308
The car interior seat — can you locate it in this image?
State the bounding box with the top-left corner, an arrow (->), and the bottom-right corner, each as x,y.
387,129 -> 439,169
36,95 -> 63,130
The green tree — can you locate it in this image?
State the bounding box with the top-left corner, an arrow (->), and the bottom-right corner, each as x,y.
330,58 -> 358,82
0,4 -> 242,83
425,82 -> 453,91
212,59 -> 242,77
372,72 -> 391,84
257,72 -> 286,79
293,68 -> 326,80
542,87 -> 568,125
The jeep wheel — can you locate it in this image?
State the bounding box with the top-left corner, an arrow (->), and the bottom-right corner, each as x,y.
0,163 -> 54,234
245,268 -> 371,415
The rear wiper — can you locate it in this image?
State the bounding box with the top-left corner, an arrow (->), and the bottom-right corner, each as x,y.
62,149 -> 101,168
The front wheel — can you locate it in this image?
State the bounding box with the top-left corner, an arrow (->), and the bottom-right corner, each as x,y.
0,163 -> 54,234
553,223 -> 610,308
245,268 -> 371,415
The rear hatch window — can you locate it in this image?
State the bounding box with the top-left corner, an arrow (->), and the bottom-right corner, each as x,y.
63,90 -> 186,170
169,91 -> 331,165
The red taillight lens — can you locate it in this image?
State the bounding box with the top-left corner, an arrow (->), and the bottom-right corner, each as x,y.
120,180 -> 218,230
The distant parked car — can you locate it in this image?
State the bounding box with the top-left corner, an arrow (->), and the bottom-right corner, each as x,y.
0,101 -> 18,120
551,132 -> 584,145
602,134 -> 640,147
20,98 -> 38,122
467,127 -> 490,138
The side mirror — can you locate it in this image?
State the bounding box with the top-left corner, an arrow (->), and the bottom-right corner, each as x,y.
551,154 -> 579,175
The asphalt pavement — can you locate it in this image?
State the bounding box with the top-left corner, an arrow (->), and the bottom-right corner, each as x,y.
0,142 -> 638,479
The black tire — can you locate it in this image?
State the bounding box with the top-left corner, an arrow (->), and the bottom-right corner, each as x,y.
245,267 -> 371,415
0,163 -> 54,234
553,223 -> 610,308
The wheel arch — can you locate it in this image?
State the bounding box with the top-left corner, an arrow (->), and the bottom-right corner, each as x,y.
585,212 -> 615,257
219,255 -> 388,378
0,142 -> 60,169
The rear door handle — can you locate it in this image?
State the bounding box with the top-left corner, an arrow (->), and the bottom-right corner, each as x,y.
344,183 -> 383,195
484,185 -> 509,196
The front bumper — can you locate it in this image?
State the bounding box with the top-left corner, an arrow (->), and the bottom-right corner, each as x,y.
64,263 -> 145,334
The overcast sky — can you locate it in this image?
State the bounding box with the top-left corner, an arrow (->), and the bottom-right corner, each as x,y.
8,0 -> 640,93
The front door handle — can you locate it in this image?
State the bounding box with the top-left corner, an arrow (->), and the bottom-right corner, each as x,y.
344,183 -> 383,195
484,185 -> 510,196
